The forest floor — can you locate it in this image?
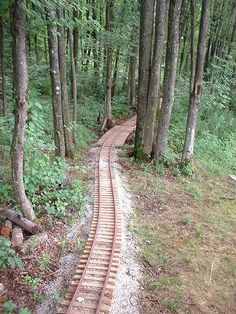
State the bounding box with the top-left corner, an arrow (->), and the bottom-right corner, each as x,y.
1,118 -> 236,314
0,149 -> 95,313
118,143 -> 236,314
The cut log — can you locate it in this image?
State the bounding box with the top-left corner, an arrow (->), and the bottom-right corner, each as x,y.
0,209 -> 38,234
0,220 -> 13,237
11,226 -> 24,248
21,232 -> 49,254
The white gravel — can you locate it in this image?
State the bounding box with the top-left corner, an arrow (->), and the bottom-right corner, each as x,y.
109,159 -> 141,314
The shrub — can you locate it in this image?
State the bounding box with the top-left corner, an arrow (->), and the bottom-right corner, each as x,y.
0,236 -> 23,269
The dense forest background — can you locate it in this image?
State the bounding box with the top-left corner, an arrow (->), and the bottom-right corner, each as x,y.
0,0 -> 236,310
0,0 -> 235,217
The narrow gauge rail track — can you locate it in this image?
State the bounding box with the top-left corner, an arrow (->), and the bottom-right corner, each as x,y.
58,116 -> 136,314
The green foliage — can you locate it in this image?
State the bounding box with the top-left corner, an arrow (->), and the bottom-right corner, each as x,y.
19,308 -> 32,314
2,300 -> 17,313
0,237 -> 23,269
38,253 -> 50,271
75,123 -> 97,149
112,95 -> 130,117
0,182 -> 13,203
24,156 -> 66,196
22,274 -> 40,290
32,179 -> 85,217
169,58 -> 236,175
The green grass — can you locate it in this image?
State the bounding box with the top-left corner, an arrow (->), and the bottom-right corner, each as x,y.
123,150 -> 236,313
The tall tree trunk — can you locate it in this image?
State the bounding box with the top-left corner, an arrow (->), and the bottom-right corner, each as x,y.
47,9 -> 65,158
34,34 -> 39,63
11,0 -> 35,221
111,48 -> 120,97
129,45 -> 138,110
182,0 -> 210,163
73,9 -> 79,70
229,16 -> 236,55
102,0 -> 114,130
69,29 -> 78,143
154,0 -> 182,162
57,10 -> 74,158
190,0 -> 195,94
0,17 -> 6,116
134,0 -> 155,159
142,0 -> 166,156
92,0 -> 99,78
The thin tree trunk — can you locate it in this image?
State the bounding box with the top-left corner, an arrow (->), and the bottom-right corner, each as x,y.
44,34 -> 48,63
134,0 -> 155,159
129,45 -> 138,110
0,17 -> 6,116
57,10 -> 74,158
11,0 -> 35,221
73,9 -> 79,70
190,0 -> 195,94
142,0 -> 166,156
102,0 -> 114,130
182,0 -> 210,163
69,29 -> 78,143
154,0 -> 182,162
229,16 -> 236,55
111,48 -> 120,97
47,9 -> 65,158
92,0 -> 99,78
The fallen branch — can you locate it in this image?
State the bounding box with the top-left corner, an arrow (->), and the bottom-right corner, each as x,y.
0,209 -> 38,234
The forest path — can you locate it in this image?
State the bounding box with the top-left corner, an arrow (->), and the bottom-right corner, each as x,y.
58,116 -> 136,314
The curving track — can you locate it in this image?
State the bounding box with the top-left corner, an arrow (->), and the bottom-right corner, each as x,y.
58,116 -> 136,314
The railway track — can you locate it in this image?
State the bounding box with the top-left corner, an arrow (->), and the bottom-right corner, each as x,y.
58,116 -> 136,314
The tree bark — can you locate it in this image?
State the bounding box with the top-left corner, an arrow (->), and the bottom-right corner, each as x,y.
190,0 -> 195,94
92,0 -> 99,78
134,0 -> 155,159
0,17 -> 6,116
111,48 -> 120,97
69,29 -> 78,143
142,0 -> 166,156
129,45 -> 138,110
12,226 -> 24,248
154,0 -> 182,162
229,16 -> 236,55
102,0 -> 114,130
47,9 -> 65,158
182,0 -> 210,163
57,10 -> 74,158
1,208 -> 38,234
11,0 -> 35,221
73,9 -> 79,70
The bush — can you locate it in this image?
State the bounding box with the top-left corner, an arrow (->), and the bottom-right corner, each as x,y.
0,236 -> 23,269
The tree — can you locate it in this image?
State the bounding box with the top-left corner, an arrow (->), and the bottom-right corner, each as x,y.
101,0 -> 114,130
134,0 -> 155,158
182,0 -> 210,163
69,28 -> 78,143
127,41 -> 138,110
11,0 -> 35,221
0,16 -> 6,116
57,9 -> 74,158
142,0 -> 166,156
154,0 -> 182,161
47,8 -> 65,158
